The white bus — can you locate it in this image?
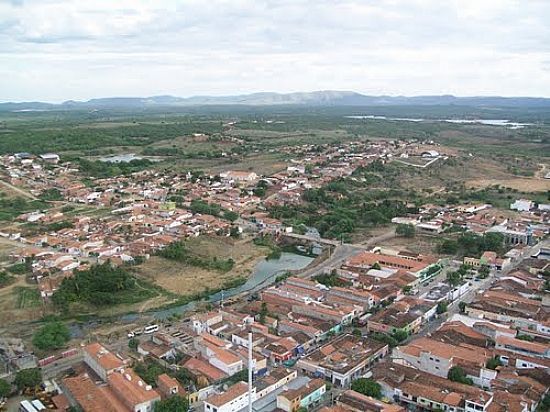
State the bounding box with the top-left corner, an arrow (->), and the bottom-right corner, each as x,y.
144,324 -> 159,334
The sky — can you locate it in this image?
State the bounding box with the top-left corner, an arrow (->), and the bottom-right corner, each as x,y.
1,0 -> 550,102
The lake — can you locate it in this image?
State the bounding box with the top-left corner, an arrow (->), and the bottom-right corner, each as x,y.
345,115 -> 532,129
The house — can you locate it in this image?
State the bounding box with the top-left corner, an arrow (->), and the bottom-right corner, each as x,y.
334,390 -> 405,412
254,368 -> 297,400
191,311 -> 223,334
108,368 -> 161,412
220,171 -> 258,183
203,381 -> 254,412
494,336 -> 549,359
510,199 -> 534,212
276,378 -> 326,412
62,373 -> 128,412
83,343 -> 125,382
156,374 -> 185,400
392,337 -> 496,387
373,361 -> 495,412
297,334 -> 389,387
39,153 -> 60,164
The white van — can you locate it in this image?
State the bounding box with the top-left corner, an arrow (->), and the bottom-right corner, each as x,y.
144,324 -> 159,334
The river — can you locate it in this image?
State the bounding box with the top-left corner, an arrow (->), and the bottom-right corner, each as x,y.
125,252 -> 314,321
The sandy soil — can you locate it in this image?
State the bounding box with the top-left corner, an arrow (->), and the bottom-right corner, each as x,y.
134,236 -> 269,296
378,234 -> 442,257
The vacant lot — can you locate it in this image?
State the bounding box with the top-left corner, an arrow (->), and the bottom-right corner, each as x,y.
466,177 -> 550,192
379,233 -> 443,257
134,236 -> 268,295
0,280 -> 43,326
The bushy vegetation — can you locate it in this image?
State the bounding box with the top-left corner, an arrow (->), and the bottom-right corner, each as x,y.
351,378 -> 382,399
189,199 -> 238,221
437,232 -> 505,257
52,263 -> 156,309
0,271 -> 14,288
134,360 -> 166,386
313,270 -> 351,287
396,223 -> 415,237
158,241 -> 235,272
32,321 -> 70,351
0,378 -> 10,398
14,368 -> 42,390
0,193 -> 48,221
370,331 -> 408,347
0,117 -> 222,154
269,167 -> 419,239
154,396 -> 189,412
75,158 -> 154,178
448,366 -> 473,385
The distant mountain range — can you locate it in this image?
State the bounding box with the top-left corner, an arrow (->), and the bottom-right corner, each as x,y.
3,91 -> 550,111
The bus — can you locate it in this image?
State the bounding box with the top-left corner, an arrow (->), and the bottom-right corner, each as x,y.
144,324 -> 159,334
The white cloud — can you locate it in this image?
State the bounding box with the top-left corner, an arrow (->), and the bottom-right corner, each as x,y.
0,0 -> 549,101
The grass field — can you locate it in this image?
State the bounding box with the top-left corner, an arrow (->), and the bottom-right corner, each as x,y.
16,286 -> 41,309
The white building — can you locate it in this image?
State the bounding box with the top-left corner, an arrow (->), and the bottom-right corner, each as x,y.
510,199 -> 534,212
204,382 -> 255,412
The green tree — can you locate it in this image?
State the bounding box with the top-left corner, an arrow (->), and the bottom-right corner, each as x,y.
396,223 -> 415,238
437,301 -> 449,314
446,271 -> 463,287
351,378 -> 382,399
259,302 -> 268,325
478,266 -> 490,279
516,334 -> 534,342
224,210 -> 239,222
458,301 -> 467,313
486,356 -> 503,370
402,285 -> 413,295
14,368 -> 42,390
128,337 -> 140,351
392,329 -> 408,343
448,366 -> 473,385
32,321 -> 70,351
154,396 -> 189,412
0,378 -> 11,398
352,328 -> 362,338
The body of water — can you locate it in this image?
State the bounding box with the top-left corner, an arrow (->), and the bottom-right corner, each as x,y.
345,115 -> 532,129
146,252 -> 314,320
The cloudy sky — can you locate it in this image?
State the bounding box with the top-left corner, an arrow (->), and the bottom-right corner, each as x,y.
1,0 -> 549,102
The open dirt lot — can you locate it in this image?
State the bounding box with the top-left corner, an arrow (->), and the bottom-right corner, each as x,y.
465,177 -> 550,192
378,234 -> 442,257
134,236 -> 269,296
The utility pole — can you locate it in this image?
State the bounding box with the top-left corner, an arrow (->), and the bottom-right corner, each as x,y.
248,332 -> 253,412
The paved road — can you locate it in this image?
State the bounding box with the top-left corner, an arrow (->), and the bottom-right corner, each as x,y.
411,239 -> 548,341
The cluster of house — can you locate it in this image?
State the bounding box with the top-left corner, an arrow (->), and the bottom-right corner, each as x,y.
392,201 -> 549,245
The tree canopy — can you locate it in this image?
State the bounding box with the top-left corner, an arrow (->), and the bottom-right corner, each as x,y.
32,321 -> 70,351
351,378 -> 382,399
14,368 -> 42,390
154,396 -> 189,412
0,378 -> 11,398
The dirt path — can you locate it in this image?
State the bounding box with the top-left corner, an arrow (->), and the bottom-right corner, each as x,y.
0,178 -> 38,200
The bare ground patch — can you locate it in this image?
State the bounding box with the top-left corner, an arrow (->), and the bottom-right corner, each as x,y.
465,177 -> 550,192
134,236 -> 269,296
